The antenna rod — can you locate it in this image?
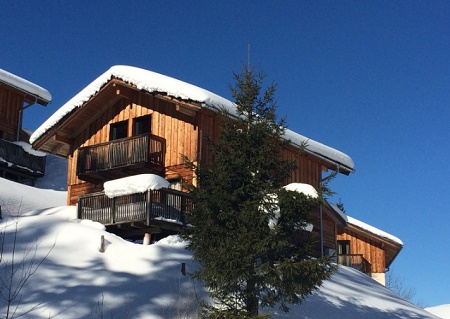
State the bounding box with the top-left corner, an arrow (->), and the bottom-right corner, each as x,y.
247,42 -> 251,69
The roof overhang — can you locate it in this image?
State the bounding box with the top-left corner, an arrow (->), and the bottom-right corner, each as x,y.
326,202 -> 348,226
0,68 -> 52,106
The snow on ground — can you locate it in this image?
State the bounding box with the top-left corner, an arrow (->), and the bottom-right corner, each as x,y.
0,177 -> 66,215
0,177 -> 445,318
0,154 -> 444,318
426,305 -> 450,319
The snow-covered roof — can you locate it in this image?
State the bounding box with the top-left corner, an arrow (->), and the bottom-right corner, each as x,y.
347,215 -> 403,245
0,68 -> 52,105
13,141 -> 46,157
328,202 -> 349,224
103,174 -> 170,198
29,65 -> 354,172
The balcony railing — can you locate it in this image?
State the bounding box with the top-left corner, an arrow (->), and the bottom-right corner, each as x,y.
77,188 -> 193,227
338,254 -> 371,274
0,139 -> 46,176
77,134 -> 165,179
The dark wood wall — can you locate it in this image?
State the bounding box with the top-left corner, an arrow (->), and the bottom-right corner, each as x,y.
0,86 -> 24,141
337,227 -> 386,273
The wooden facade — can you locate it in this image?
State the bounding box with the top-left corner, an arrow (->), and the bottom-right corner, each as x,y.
29,66 -> 403,283
32,78 -> 332,206
337,221 -> 403,283
0,84 -> 24,141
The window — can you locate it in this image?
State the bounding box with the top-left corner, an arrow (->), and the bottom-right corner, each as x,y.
110,120 -> 128,140
133,115 -> 151,136
338,240 -> 350,255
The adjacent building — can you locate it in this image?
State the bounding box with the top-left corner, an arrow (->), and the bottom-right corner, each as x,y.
0,68 -> 51,185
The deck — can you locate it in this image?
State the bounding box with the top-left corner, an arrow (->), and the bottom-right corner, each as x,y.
77,188 -> 193,229
76,133 -> 165,183
0,139 -> 46,176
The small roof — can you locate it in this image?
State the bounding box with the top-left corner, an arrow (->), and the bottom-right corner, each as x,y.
30,65 -> 354,172
327,202 -> 349,226
0,68 -> 52,105
347,215 -> 403,246
337,211 -> 403,268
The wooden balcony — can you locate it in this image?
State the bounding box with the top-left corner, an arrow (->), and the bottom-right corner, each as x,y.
0,139 -> 46,176
77,188 -> 193,229
338,254 -> 371,274
76,134 -> 165,183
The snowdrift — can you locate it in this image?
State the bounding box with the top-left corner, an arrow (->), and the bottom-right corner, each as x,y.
0,176 -> 443,318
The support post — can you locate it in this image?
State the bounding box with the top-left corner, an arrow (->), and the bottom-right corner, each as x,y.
143,233 -> 151,245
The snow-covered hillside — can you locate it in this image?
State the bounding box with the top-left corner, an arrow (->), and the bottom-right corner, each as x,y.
0,160 -> 445,318
426,305 -> 450,319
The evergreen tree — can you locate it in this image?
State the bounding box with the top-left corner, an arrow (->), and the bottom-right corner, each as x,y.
182,66 -> 335,318
336,198 -> 346,213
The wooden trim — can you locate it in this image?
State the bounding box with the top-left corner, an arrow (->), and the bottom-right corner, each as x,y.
53,134 -> 73,145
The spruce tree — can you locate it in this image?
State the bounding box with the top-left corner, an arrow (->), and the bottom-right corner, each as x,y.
182,66 -> 334,318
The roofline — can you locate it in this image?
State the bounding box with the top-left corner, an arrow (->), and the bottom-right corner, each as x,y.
30,65 -> 354,173
326,202 -> 349,226
0,69 -> 52,106
345,220 -> 403,247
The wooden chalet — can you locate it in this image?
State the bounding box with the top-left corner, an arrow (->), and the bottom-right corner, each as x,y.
30,65 -> 356,249
335,212 -> 403,286
0,68 -> 52,185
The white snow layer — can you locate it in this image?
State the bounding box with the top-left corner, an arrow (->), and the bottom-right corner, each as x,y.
283,182 -> 319,198
267,183 -> 317,230
29,65 -> 354,171
347,215 -> 404,245
0,68 -> 52,104
13,141 -> 47,157
426,304 -> 450,319
103,174 -> 170,198
0,174 -> 443,319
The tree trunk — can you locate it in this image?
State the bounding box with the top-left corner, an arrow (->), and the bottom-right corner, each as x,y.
245,278 -> 259,316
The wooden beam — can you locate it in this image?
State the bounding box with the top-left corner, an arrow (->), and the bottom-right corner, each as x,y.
53,134 -> 73,145
112,82 -> 136,100
176,104 -> 197,117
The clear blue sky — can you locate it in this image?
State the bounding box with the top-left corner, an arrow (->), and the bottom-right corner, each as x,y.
2,1 -> 449,307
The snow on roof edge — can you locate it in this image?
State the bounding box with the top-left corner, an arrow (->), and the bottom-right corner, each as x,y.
29,65 -> 354,171
283,183 -> 319,198
328,202 -> 349,224
0,68 -> 52,104
347,215 -> 403,245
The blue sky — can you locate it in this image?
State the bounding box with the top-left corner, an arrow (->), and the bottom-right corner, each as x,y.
2,1 -> 449,307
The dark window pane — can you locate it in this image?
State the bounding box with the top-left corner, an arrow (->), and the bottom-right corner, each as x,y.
110,120 -> 128,140
133,115 -> 151,136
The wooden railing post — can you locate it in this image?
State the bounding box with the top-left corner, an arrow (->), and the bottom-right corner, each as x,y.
77,199 -> 82,219
111,197 -> 116,224
180,196 -> 186,225
146,190 -> 152,226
